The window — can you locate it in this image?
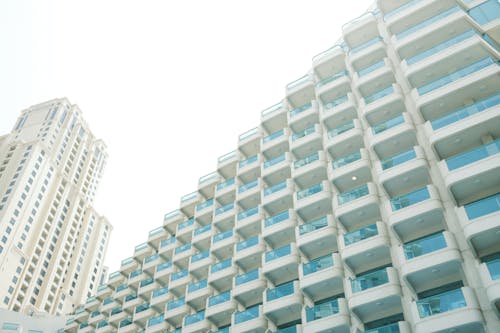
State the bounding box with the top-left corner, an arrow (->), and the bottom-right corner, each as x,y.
1,322 -> 18,330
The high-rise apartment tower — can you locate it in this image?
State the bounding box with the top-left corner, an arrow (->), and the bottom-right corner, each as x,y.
66,0 -> 499,332
0,98 -> 112,316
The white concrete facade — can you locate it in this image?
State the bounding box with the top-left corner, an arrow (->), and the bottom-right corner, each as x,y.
0,98 -> 112,316
66,0 -> 500,332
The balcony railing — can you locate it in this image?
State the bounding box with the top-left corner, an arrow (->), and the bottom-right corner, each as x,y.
174,243 -> 191,255
188,279 -> 207,293
148,314 -> 164,327
116,284 -> 128,293
297,183 -> 323,200
324,95 -> 349,110
157,261 -> 172,272
383,0 -> 420,20
303,254 -> 334,275
238,206 -> 259,221
160,236 -> 175,248
264,210 -> 290,228
416,288 -> 466,318
149,226 -> 165,238
431,92 -> 500,129
185,310 -> 205,326
351,268 -> 389,293
486,258 -> 500,280
446,140 -> 499,170
215,202 -> 234,216
332,151 -> 362,169
344,223 -> 378,246
390,187 -> 430,211
266,281 -> 295,301
196,199 -> 214,212
316,70 -> 349,88
129,269 -> 142,279
264,154 -> 286,168
181,191 -> 197,203
263,129 -> 285,143
418,57 -> 497,95
152,286 -> 169,299
211,258 -> 232,273
171,269 -> 188,281
236,236 -> 259,251
239,179 -> 259,193
264,180 -> 287,196
213,230 -> 233,244
239,127 -> 258,141
287,74 -> 311,90
290,101 -> 313,117
208,290 -> 231,307
178,218 -> 194,230
464,193 -> 500,220
262,102 -> 283,117
338,184 -> 369,205
139,277 -> 154,288
167,297 -> 185,310
396,6 -> 460,40
349,36 -> 383,55
194,224 -> 211,236
265,244 -> 292,262
235,269 -> 259,286
135,302 -> 150,314
294,152 -> 319,169
305,298 -> 339,322
234,305 -> 260,324
191,250 -> 209,263
144,253 -> 159,264
404,232 -> 447,259
328,121 -> 354,138
364,86 -> 393,104
216,178 -> 235,191
274,326 -> 298,333
358,59 -> 385,77
364,322 -> 401,333
199,172 -> 218,184
372,114 -> 404,134
292,125 -> 316,141
239,155 -> 258,168
218,150 -> 237,163
298,216 -> 328,235
381,148 -> 416,170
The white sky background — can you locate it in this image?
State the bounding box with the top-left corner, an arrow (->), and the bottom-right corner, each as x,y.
0,0 -> 374,273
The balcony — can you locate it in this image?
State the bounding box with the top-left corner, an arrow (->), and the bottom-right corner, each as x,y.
361,83 -> 406,126
100,298 -> 119,316
343,12 -> 379,53
96,284 -> 113,300
299,253 -> 344,301
355,59 -> 395,99
195,199 -> 214,225
198,172 -> 220,199
158,236 -> 177,259
147,314 -> 169,332
217,150 -> 238,179
315,71 -> 351,104
132,302 -> 153,326
232,305 -> 268,333
172,242 -> 195,267
479,258 -> 500,317
400,231 -> 462,293
288,101 -> 319,133
211,229 -> 237,259
183,311 -> 210,333
215,177 -> 236,204
107,271 -> 125,288
163,209 -> 185,236
263,243 -> 300,285
302,298 -> 350,333
164,297 -> 188,327
367,113 -> 417,160
263,281 -> 303,326
189,250 -> 212,279
122,293 -> 141,313
120,257 -> 139,275
320,93 -> 357,130
313,44 -> 346,79
291,151 -> 328,189
238,127 -> 261,157
180,191 -> 200,217
411,287 -> 484,333
389,185 -> 444,243
286,74 -> 315,108
192,224 -> 213,250
234,236 -> 266,271
347,267 -> 403,322
237,179 -> 262,208
150,286 -> 170,311
213,203 -> 235,231
439,140 -> 500,205
148,226 -> 168,248
206,291 -> 236,327
142,253 -> 161,275
208,258 -> 237,290
154,261 -> 174,284
262,152 -> 292,184
235,205 -> 263,238
348,37 -> 386,69
290,124 -> 323,159
296,215 -> 337,258
261,102 -> 286,135
262,128 -> 290,158
262,179 -> 295,215
262,209 -> 297,248
169,269 -> 190,297
186,279 -> 212,311
294,181 -> 332,221
334,183 -> 380,230
233,268 -> 267,307
328,149 -> 371,193
457,193 -> 500,258
377,146 -> 429,198
340,222 -> 392,275
176,218 -> 195,243
237,155 -> 262,184
324,119 -> 364,160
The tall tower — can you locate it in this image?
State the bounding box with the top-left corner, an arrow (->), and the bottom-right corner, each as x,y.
0,98 -> 112,315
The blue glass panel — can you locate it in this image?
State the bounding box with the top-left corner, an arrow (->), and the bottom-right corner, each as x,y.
298,216 -> 328,235
303,254 -> 334,275
235,269 -> 259,285
265,244 -> 291,262
464,193 -> 500,220
381,149 -> 416,170
446,140 -> 500,170
264,210 -> 290,227
236,236 -> 259,251
266,281 -> 295,301
404,232 -> 446,259
338,184 -> 369,205
234,305 -> 259,324
417,288 -> 466,318
487,258 -> 500,280
351,268 -> 389,293
390,187 -> 430,211
344,224 -> 378,246
305,299 -> 339,322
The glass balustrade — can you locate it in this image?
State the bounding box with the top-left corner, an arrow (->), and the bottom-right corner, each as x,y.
239,155 -> 258,168
213,230 -> 233,243
110,307 -> 122,316
157,261 -> 172,272
234,305 -> 260,324
167,297 -> 185,310
431,93 -> 500,129
358,60 -> 385,77
381,149 -> 416,170
332,151 -> 362,169
372,114 -> 405,134
140,277 -> 154,288
298,216 -> 328,235
196,199 -> 214,211
418,57 -> 497,95
264,154 -> 286,168
324,95 -> 349,110
121,257 -> 134,266
383,0 -> 420,20
237,236 -> 259,251
265,244 -> 292,262
274,326 -> 297,333
152,286 -> 169,298
211,258 -> 232,273
239,179 -> 259,193
208,291 -> 231,307
116,284 -> 128,293
297,183 -> 323,200
305,299 -> 339,322
97,321 -> 108,328
181,191 -> 197,202
185,311 -> 205,326
263,129 -> 285,143
239,128 -> 258,141
328,121 -> 355,138
264,180 -> 287,196
292,125 -> 316,141
390,187 -> 430,211
149,226 -> 164,238
147,314 -> 165,327
446,140 -> 499,170
266,281 -> 295,301
103,297 -> 113,305
215,203 -> 234,216
135,302 -> 150,314
264,210 -> 290,228
294,152 -> 319,169
468,0 -> 500,25
350,37 -> 383,54
164,210 -> 181,221
262,102 -> 283,117
303,254 -> 334,275
396,6 -> 460,40
364,322 -> 401,333
344,224 -> 378,246
199,172 -> 218,184
404,232 -> 447,259
290,101 -> 313,117
174,243 -> 191,255
287,74 -> 311,89
465,193 -> 500,220
188,279 -> 207,293
338,184 -> 369,205
364,86 -> 394,104
194,224 -> 212,236
178,218 -> 194,230
144,253 -> 159,264
416,288 -> 466,318
191,250 -> 209,263
316,71 -> 349,88
218,150 -> 237,163
351,268 -> 389,293
171,269 -> 188,281
238,206 -> 259,221
235,269 -> 259,286
486,258 -> 500,280
125,293 -> 137,303
160,236 -> 175,248
90,310 -> 100,318
216,178 -> 235,191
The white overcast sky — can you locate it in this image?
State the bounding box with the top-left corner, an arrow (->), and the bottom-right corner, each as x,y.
0,0 -> 374,273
